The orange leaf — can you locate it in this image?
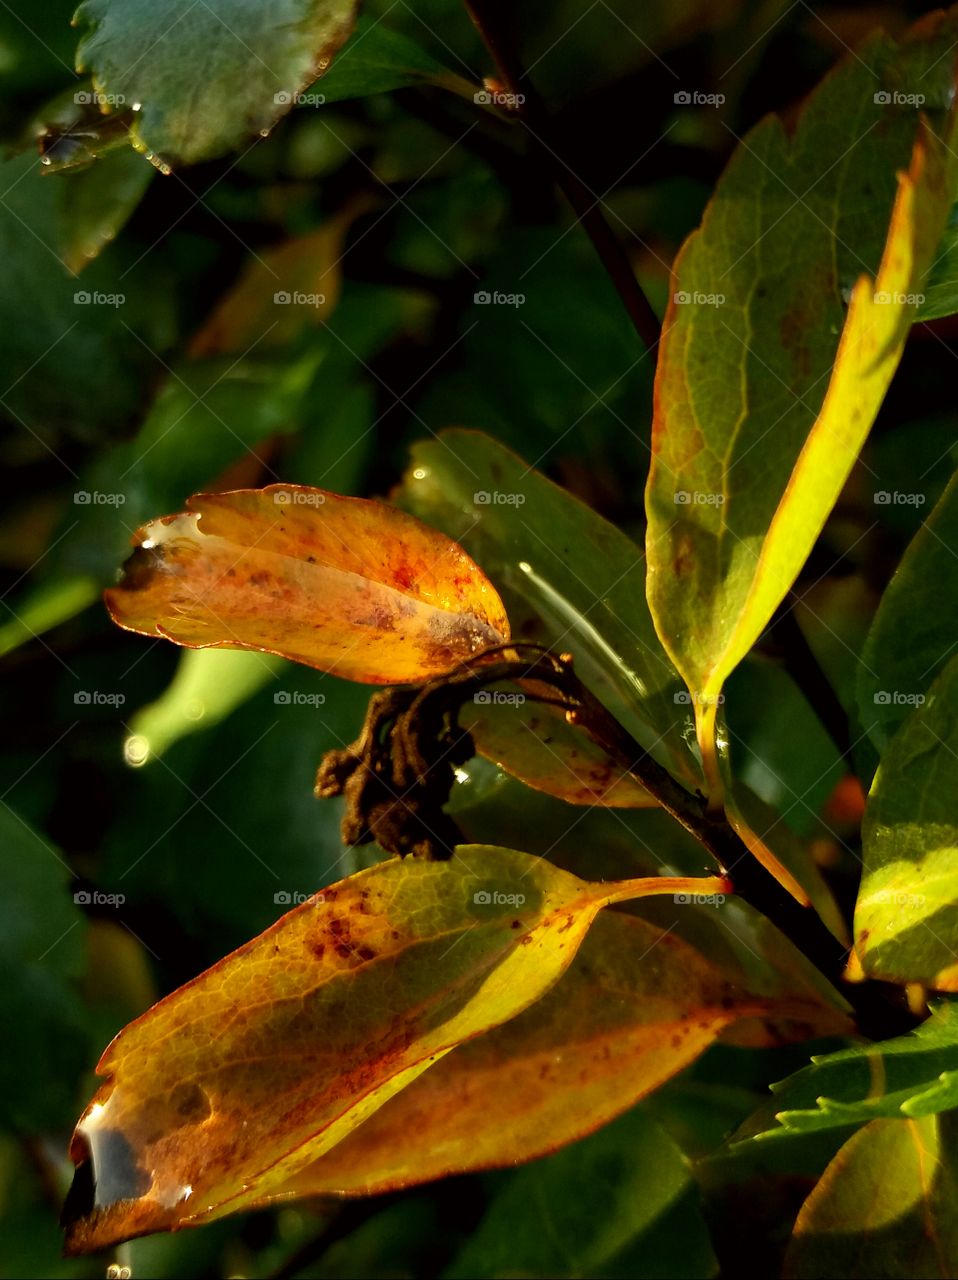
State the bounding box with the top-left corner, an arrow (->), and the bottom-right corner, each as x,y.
247,909 -> 850,1202
105,485 -> 510,684
62,846 -> 726,1253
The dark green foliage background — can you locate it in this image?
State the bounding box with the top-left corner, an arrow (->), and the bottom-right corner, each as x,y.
0,1 -> 953,1276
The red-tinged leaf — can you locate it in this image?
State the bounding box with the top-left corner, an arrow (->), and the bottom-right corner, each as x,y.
63,845 -> 726,1253
104,485 -> 510,684
465,690 -> 654,808
249,908 -> 851,1203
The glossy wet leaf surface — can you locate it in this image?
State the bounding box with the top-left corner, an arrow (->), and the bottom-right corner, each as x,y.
64,845 -> 722,1252
855,655 -> 958,987
399,429 -> 699,785
74,0 -> 359,166
464,688 -> 654,808
249,905 -> 846,1201
785,1113 -> 958,1279
105,485 -> 510,684
645,14 -> 958,759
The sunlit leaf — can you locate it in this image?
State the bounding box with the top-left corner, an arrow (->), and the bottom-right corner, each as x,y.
124,648 -> 282,765
105,485 -> 510,684
464,687 -> 655,808
645,14 -> 958,791
733,1001 -> 958,1150
785,1114 -> 958,1279
74,0 -> 360,167
63,846 -> 725,1252
246,907 -> 850,1202
855,654 -> 958,987
400,429 -> 699,785
858,469 -> 958,751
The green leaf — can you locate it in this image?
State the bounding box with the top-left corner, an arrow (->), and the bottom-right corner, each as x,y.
74,0 -> 360,167
52,146 -> 152,273
859,469 -> 958,751
308,12 -> 467,103
855,654 -> 958,987
733,1001 -> 958,1148
64,844 -> 722,1253
400,429 -> 700,787
919,201 -> 958,321
443,1109 -> 717,1280
645,14 -> 958,789
124,648 -> 283,764
785,1114 -> 958,1279
0,805 -> 89,1129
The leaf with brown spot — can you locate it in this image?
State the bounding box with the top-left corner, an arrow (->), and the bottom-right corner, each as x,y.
63,845 -> 727,1253
249,907 -> 851,1202
105,485 -> 510,684
465,688 -> 655,808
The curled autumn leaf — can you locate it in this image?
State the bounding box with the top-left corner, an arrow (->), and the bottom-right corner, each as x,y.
62,845 -> 727,1253
105,485 -> 510,684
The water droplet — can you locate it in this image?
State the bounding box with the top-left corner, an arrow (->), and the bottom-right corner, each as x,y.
124,734 -> 150,767
412,467 -> 428,480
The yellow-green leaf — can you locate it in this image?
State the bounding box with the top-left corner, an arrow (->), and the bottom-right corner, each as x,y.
855,654 -> 958,988
785,1114 -> 958,1279
248,907 -> 850,1202
645,14 -> 958,791
105,485 -> 510,684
